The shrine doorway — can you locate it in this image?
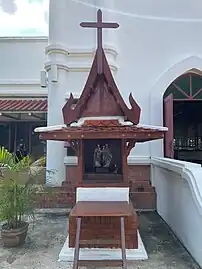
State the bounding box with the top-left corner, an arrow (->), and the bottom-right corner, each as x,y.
163,71 -> 202,164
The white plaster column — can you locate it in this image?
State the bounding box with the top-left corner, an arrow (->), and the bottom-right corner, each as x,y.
45,0 -> 69,186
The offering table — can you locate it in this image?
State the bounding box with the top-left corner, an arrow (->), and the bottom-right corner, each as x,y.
71,201 -> 133,269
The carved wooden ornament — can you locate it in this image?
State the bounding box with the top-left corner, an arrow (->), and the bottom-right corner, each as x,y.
62,9 -> 141,126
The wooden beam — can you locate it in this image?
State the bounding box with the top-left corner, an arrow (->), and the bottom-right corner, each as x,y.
0,113 -> 21,120
28,113 -> 46,121
39,131 -> 164,141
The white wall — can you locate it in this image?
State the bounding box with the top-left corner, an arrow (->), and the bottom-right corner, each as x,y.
0,37 -> 47,96
152,157 -> 202,267
46,0 -> 202,158
112,0 -> 202,157
2,0 -> 202,156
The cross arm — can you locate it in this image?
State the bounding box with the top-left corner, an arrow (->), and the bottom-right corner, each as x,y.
80,22 -> 119,29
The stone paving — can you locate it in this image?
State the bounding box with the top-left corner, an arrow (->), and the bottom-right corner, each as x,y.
0,211 -> 200,269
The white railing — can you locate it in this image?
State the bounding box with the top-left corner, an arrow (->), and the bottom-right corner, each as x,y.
151,157 -> 202,267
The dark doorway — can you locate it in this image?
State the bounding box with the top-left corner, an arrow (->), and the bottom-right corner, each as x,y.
163,71 -> 202,164
174,101 -> 202,164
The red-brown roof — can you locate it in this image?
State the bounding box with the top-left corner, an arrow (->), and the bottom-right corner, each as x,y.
0,99 -> 47,112
39,125 -> 164,141
62,10 -> 141,126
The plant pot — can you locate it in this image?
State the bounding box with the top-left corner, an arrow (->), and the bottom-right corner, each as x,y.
1,221 -> 29,247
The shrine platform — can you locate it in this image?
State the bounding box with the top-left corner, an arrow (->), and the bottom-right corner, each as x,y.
58,231 -> 148,262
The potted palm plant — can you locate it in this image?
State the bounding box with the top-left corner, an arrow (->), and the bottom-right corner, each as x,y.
0,147 -> 45,247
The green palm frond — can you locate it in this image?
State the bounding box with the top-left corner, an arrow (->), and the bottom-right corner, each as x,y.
0,146 -> 15,168
0,147 -> 49,229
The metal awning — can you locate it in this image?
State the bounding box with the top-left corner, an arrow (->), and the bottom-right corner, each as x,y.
0,99 -> 47,112
0,99 -> 47,121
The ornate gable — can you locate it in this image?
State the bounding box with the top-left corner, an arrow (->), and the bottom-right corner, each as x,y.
62,10 -> 141,126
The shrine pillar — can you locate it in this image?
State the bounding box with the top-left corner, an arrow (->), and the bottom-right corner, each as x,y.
45,0 -> 69,186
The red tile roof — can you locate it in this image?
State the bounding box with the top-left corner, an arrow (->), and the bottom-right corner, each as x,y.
0,99 -> 47,112
39,125 -> 165,141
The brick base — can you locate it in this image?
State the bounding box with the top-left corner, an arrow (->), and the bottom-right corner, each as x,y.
35,187 -> 75,208
35,164 -> 156,211
69,208 -> 138,249
128,165 -> 156,210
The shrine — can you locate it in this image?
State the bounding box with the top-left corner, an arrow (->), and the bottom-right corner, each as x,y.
35,9 -> 167,267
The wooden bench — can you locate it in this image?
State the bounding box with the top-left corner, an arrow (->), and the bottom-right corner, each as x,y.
71,201 -> 132,269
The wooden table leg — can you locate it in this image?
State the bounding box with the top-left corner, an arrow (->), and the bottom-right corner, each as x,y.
120,217 -> 127,269
73,217 -> 81,269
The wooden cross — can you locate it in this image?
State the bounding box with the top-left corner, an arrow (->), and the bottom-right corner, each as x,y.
80,9 -> 119,73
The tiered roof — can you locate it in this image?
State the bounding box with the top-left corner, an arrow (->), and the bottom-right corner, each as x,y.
35,10 -> 167,140
62,9 -> 140,126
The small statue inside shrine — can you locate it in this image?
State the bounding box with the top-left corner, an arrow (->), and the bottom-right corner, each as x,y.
93,143 -> 113,172
93,144 -> 102,167
102,144 -> 112,167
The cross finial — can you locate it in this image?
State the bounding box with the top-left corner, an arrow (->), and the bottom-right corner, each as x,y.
80,9 -> 119,73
